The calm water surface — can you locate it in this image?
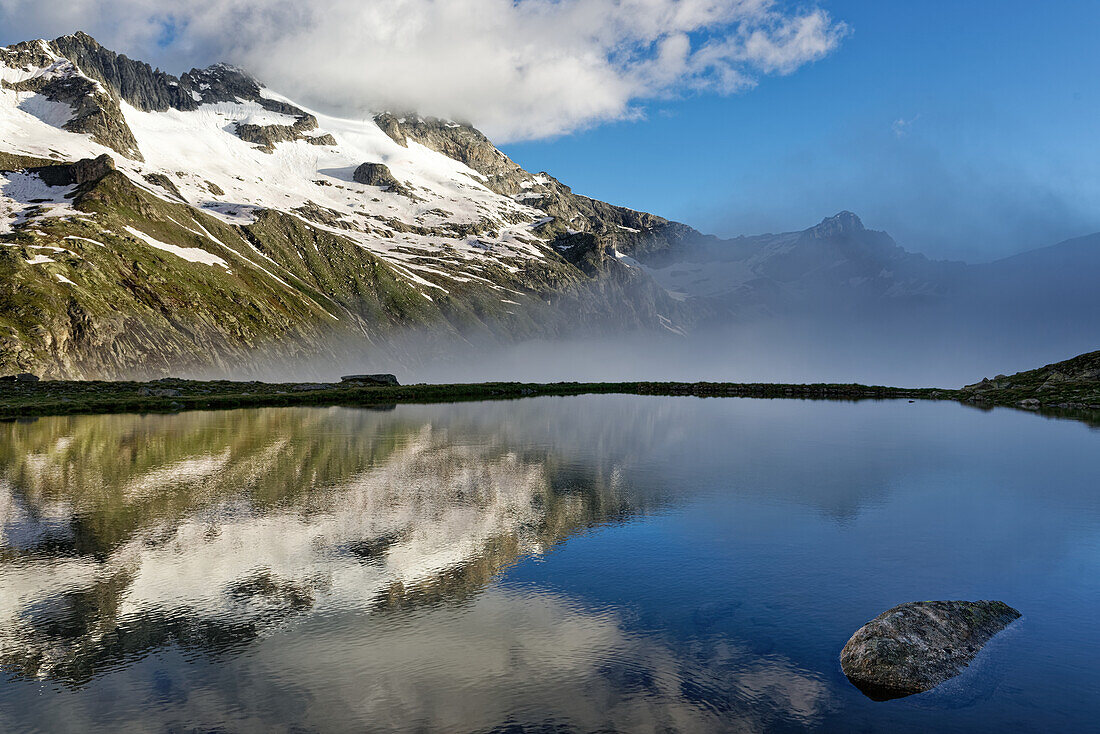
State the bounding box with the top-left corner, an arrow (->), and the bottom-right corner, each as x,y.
0,396 -> 1097,732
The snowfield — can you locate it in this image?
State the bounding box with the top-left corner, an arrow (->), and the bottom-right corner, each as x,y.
1,43 -> 559,293
0,171 -> 80,234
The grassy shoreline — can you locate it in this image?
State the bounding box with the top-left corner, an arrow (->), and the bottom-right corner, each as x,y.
0,378 -> 962,420
1,373 -> 1097,427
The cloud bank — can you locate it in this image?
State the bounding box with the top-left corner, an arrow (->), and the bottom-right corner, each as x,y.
0,0 -> 846,141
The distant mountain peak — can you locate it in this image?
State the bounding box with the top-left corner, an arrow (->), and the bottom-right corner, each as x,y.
809,211 -> 865,239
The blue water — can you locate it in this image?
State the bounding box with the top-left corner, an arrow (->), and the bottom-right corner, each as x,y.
0,396 -> 1097,732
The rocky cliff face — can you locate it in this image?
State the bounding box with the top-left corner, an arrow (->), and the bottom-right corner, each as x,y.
372,113 -> 671,242
51,32 -> 269,113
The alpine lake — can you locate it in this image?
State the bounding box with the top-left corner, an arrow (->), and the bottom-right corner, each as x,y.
0,395 -> 1097,732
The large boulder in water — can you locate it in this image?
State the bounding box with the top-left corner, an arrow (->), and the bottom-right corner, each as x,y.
840,600 -> 1020,700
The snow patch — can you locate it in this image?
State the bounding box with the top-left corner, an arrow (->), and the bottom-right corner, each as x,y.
16,94 -> 73,128
123,226 -> 229,268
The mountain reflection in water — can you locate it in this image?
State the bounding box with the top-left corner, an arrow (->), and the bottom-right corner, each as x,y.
0,401 -> 825,731
0,406 -> 651,675
1,396 -> 1098,733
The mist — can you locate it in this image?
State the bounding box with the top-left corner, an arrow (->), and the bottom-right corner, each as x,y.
208,298 -> 1099,390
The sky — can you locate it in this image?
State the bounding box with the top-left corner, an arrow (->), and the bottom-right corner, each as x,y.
503,0 -> 1100,261
1,0 -> 1097,261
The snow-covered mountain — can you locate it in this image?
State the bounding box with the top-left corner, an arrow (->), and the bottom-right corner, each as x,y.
1,33 -> 1097,379
0,33 -> 687,378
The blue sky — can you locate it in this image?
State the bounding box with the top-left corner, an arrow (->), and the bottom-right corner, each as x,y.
502,0 -> 1100,261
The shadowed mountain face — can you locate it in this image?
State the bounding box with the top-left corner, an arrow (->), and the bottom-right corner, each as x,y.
620,212 -> 963,319
2,34 -> 1097,380
617,211 -> 1097,326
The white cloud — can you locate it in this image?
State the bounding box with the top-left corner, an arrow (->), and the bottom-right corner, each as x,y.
0,0 -> 848,141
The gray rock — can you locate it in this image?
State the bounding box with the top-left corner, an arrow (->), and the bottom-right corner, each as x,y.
352,162 -> 405,193
70,154 -> 117,185
341,374 -> 399,386
142,172 -> 185,200
236,114 -> 322,153
840,600 -> 1020,700
368,113 -> 667,243
1018,398 -> 1041,410
53,32 -> 201,112
51,33 -> 275,114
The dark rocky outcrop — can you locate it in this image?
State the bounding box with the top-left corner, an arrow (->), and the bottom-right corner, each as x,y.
371,113 -> 675,245
960,350 -> 1100,411
142,172 -> 186,201
236,113 -> 333,153
352,162 -> 411,197
840,600 -> 1021,700
373,113 -> 520,188
30,154 -> 116,188
0,40 -> 57,70
179,62 -> 266,108
341,374 -> 400,386
70,154 -> 116,185
51,33 -> 271,113
53,31 -> 199,112
15,33 -> 327,159
353,162 -> 400,188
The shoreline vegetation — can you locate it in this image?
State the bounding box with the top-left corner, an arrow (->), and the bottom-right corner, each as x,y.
1,354 -> 1098,427
0,379 -> 958,420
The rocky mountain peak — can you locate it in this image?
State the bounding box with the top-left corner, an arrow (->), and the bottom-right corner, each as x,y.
809,211 -> 865,239
46,33 -> 268,115
182,63 -> 264,104
50,31 -> 196,113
